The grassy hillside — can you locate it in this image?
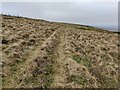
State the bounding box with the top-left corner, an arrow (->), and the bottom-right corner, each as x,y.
1,15 -> 119,88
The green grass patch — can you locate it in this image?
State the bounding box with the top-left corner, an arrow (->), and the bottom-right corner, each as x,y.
72,55 -> 91,67
44,51 -> 54,88
24,76 -> 40,86
44,75 -> 53,88
72,55 -> 81,63
69,75 -> 87,85
44,64 -> 54,88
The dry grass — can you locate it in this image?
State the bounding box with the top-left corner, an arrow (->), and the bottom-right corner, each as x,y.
2,15 -> 119,88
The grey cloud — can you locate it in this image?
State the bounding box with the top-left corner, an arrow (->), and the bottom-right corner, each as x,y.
2,2 -> 118,31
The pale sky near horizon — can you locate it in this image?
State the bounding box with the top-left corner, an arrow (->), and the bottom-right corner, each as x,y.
1,0 -> 119,2
1,1 -> 119,31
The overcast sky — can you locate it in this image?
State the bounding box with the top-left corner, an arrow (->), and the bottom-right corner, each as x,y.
1,1 -> 119,31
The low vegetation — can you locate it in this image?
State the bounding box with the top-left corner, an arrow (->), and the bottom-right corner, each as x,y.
68,75 -> 87,85
1,15 -> 119,88
72,55 -> 91,67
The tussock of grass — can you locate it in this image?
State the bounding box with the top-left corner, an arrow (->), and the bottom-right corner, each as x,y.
96,74 -> 118,88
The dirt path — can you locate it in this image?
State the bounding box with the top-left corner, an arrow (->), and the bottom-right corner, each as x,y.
51,28 -> 69,87
10,27 -> 61,88
51,28 -> 98,88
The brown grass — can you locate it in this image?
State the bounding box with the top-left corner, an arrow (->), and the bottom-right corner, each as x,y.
2,15 -> 119,88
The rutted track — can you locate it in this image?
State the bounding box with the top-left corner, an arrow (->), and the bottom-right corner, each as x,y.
15,27 -> 62,88
2,15 -> 119,88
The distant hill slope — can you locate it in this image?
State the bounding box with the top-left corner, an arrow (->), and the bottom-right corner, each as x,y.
2,15 -> 119,88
